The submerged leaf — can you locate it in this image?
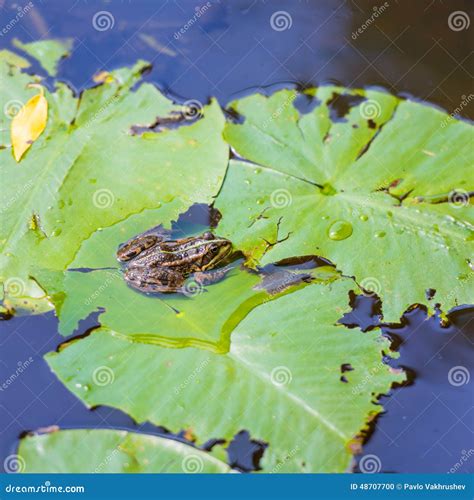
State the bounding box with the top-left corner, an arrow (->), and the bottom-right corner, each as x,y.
11,85 -> 48,162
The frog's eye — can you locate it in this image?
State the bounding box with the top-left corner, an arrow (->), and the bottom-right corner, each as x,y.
210,244 -> 220,255
203,232 -> 214,240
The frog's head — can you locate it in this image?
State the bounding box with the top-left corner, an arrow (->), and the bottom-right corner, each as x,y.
200,232 -> 233,270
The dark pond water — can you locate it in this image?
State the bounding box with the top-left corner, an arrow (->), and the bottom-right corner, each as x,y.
0,0 -> 473,473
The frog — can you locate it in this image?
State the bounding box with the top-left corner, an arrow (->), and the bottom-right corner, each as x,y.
116,231 -> 233,293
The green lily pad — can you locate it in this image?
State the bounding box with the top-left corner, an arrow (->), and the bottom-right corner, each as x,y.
0,49 -> 30,68
46,278 -> 403,472
215,88 -> 473,321
18,429 -> 231,473
44,264 -> 269,351
2,46 -> 462,474
0,53 -> 228,313
36,206 -> 338,350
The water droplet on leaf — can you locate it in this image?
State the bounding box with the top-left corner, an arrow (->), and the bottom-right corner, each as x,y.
328,220 -> 353,241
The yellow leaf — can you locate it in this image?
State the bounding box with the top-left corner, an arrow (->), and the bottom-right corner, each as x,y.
93,70 -> 115,84
11,85 -> 48,162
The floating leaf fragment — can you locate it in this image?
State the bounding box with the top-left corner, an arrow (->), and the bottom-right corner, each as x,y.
0,49 -> 30,68
93,70 -> 116,84
13,38 -> 73,76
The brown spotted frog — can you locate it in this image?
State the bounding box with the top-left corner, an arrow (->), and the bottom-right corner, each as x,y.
117,231 -> 233,293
